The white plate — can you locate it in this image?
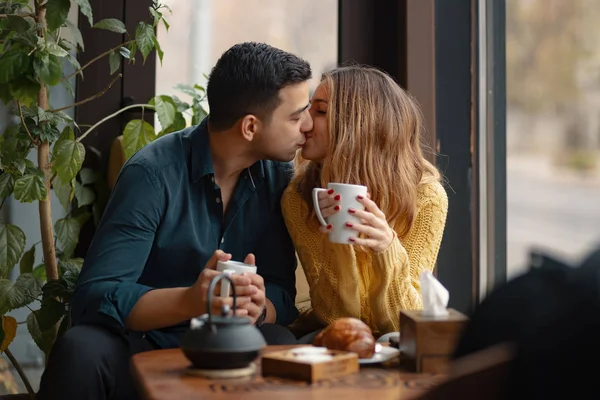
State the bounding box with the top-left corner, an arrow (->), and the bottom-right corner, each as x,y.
358,345 -> 400,365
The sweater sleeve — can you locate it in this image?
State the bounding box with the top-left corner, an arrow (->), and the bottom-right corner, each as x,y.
281,185 -> 362,324
368,182 -> 449,333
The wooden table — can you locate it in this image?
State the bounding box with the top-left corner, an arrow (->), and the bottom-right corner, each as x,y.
131,346 -> 444,399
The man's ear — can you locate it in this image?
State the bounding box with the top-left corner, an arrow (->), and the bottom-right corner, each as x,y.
240,114 -> 261,142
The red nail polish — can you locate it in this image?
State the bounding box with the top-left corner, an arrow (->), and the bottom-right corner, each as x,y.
334,194 -> 341,200
348,208 -> 355,213
345,222 -> 353,227
357,195 -> 364,200
326,224 -> 333,229
327,189 -> 334,194
334,205 -> 340,211
349,237 -> 355,242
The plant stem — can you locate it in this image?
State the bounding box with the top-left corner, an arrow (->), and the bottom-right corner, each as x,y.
5,348 -> 35,399
35,0 -> 59,360
16,101 -> 40,146
49,74 -> 122,113
62,40 -> 135,82
76,104 -> 155,143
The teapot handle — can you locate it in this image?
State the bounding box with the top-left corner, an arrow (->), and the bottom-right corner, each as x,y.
206,273 -> 237,323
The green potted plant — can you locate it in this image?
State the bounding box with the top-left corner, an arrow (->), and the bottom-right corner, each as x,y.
0,0 -> 169,397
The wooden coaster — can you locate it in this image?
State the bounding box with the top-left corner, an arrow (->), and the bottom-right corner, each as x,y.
185,363 -> 256,379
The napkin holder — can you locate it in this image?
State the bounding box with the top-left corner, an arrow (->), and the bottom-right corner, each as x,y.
398,309 -> 468,374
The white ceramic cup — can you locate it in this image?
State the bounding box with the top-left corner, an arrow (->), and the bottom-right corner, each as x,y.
312,183 -> 368,244
216,260 -> 257,297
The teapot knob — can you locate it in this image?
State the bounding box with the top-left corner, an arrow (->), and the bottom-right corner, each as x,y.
221,304 -> 231,317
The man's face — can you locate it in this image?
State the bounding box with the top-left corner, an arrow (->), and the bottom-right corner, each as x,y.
253,82 -> 313,162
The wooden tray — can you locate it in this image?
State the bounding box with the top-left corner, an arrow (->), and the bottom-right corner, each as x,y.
261,346 -> 359,383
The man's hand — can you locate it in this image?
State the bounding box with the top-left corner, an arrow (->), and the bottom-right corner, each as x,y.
185,250 -> 257,317
238,253 -> 267,324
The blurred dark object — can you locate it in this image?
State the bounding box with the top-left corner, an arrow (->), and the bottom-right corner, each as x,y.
449,247 -> 600,399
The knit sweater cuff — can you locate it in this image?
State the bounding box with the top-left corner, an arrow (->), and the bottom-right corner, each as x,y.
372,233 -> 409,277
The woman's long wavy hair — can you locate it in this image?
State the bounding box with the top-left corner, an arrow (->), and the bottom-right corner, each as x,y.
296,65 -> 441,238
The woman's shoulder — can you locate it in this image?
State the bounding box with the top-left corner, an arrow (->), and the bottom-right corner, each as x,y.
417,179 -> 448,208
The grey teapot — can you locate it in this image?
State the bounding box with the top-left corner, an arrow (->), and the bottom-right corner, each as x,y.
180,273 -> 267,370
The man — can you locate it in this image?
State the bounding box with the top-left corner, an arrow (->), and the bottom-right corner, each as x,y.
37,42 -> 313,400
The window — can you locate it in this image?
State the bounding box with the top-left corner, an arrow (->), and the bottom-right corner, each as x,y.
506,0 -> 600,277
155,0 -> 338,107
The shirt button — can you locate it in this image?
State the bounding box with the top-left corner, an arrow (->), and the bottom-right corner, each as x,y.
216,197 -> 221,204
221,237 -> 225,244
211,176 -> 215,182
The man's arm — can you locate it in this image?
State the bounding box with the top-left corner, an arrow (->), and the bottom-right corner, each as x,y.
73,163 -> 218,333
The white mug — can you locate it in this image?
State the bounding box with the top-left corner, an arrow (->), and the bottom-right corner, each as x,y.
312,183 -> 368,244
216,260 -> 257,297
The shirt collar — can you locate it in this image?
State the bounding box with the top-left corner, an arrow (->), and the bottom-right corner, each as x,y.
190,118 -> 214,182
190,117 -> 266,184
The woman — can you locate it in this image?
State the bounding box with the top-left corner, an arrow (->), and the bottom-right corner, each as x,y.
283,65 -> 448,339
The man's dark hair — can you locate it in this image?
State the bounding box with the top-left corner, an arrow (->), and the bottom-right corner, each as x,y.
206,42 -> 312,131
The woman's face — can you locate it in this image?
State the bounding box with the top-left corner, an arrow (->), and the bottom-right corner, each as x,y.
301,82 -> 330,162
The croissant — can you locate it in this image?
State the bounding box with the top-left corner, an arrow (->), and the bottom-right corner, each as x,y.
313,318 -> 376,359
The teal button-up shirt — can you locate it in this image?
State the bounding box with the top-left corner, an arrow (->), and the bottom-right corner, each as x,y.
72,119 -> 298,348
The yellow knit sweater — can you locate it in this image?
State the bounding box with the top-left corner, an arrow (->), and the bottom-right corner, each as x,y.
282,178 -> 448,335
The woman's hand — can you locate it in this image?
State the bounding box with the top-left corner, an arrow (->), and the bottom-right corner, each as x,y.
317,189 -> 341,232
345,195 -> 395,252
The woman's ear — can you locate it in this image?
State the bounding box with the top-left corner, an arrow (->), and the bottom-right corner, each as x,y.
240,114 -> 262,142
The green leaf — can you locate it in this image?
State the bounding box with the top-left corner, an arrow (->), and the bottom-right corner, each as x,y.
32,264 -> 46,281
10,159 -> 27,175
54,218 -> 80,258
152,96 -> 175,130
122,119 -> 155,159
51,111 -> 74,125
65,19 -> 84,51
45,41 -> 69,58
65,53 -> 82,78
53,139 -> 85,183
6,15 -> 30,33
33,53 -> 62,86
108,50 -> 120,75
38,297 -> 66,331
75,0 -> 94,27
19,245 -> 35,274
0,222 -> 26,278
14,173 -> 47,202
0,83 -> 12,104
135,22 -> 155,62
38,123 -> 61,142
0,173 -> 15,199
9,76 -> 40,106
79,168 -> 99,185
192,100 -> 208,125
46,0 -> 71,31
159,112 -> 186,136
171,96 -> 190,113
0,274 -> 43,314
174,83 -> 197,98
42,280 -> 69,303
119,46 -> 131,59
74,181 -> 95,207
0,50 -> 30,83
149,7 -> 161,27
52,176 -> 74,213
92,18 -> 127,34
54,125 -> 75,149
27,311 -> 56,355
153,35 -> 163,64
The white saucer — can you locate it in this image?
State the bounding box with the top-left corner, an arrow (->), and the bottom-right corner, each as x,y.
358,345 -> 400,365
